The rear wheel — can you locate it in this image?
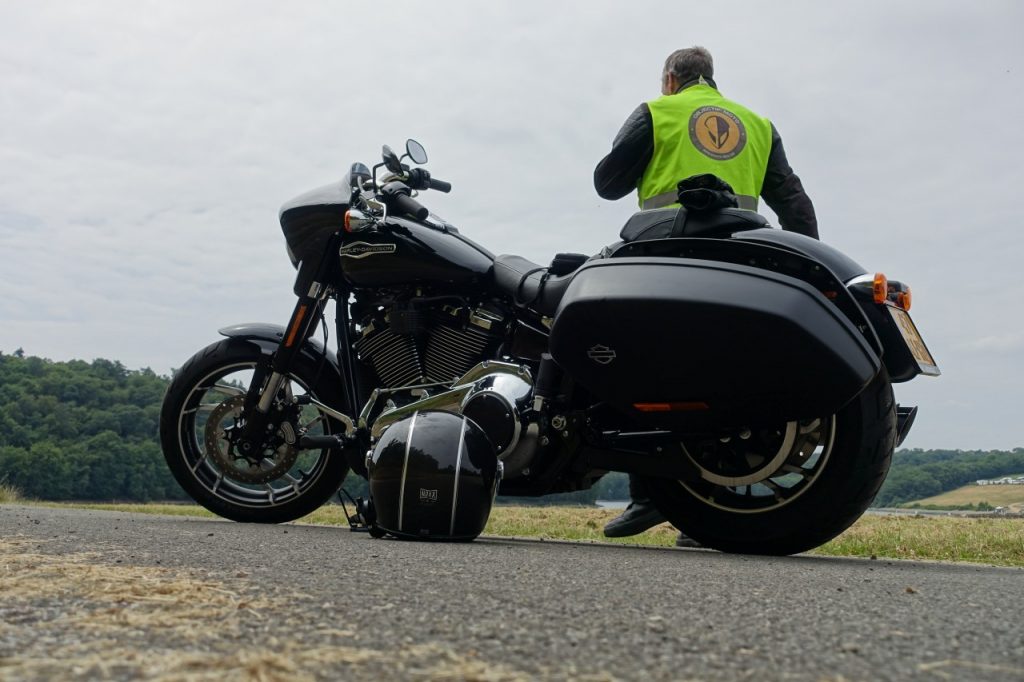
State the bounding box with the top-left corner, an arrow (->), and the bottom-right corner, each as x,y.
159,338 -> 350,523
643,370 -> 896,555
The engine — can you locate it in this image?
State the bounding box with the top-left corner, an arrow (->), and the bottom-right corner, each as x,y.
354,301 -> 507,388
355,299 -> 542,479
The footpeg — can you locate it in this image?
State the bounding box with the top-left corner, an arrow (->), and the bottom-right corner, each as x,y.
299,434 -> 345,450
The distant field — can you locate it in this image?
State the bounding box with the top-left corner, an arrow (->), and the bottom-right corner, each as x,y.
908,484 -> 1024,510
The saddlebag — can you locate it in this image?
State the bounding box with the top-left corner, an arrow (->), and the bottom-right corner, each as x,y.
548,257 -> 880,428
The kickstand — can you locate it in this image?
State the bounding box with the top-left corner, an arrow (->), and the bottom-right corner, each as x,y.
337,487 -> 372,533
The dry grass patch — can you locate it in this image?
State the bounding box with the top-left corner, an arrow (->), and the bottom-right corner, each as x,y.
907,484 -> 1024,511
0,481 -> 22,503
0,538 -> 548,681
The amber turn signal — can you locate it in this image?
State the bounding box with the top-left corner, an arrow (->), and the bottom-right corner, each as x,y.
895,287 -> 912,311
343,210 -> 352,233
872,273 -> 888,305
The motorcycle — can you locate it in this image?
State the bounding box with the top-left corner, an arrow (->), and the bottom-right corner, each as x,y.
159,139 -> 940,555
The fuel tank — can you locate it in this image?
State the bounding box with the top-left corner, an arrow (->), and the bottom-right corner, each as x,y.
339,217 -> 494,288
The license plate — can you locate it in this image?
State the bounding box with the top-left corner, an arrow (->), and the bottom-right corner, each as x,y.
887,306 -> 940,376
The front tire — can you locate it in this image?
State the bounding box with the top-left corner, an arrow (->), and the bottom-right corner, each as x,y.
644,370 -> 896,555
159,338 -> 350,523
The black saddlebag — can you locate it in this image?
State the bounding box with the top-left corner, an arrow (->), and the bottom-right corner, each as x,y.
548,257 -> 880,428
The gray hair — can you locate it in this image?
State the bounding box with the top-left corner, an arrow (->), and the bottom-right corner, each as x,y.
663,47 -> 714,83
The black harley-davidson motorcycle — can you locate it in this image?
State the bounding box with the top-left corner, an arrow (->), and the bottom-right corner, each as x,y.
159,139 -> 939,555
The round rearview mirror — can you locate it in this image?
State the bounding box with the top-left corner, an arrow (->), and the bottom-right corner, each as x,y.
406,139 -> 428,165
382,145 -> 403,173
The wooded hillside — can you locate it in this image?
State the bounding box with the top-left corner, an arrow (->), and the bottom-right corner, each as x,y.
0,351 -> 1019,506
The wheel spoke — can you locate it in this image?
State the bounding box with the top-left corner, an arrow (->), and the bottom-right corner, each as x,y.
191,452 -> 208,473
799,418 -> 821,435
213,383 -> 246,397
265,484 -> 276,504
284,473 -> 302,495
762,478 -> 784,501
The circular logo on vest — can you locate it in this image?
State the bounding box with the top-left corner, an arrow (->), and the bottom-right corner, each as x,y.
688,106 -> 747,160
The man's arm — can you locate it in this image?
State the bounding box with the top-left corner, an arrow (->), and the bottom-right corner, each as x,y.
761,124 -> 819,239
594,104 -> 654,200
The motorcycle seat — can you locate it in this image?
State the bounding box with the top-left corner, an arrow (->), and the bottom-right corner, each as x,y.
493,254 -> 582,317
620,206 -> 769,243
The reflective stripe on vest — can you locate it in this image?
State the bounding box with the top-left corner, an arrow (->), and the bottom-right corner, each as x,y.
641,191 -> 759,211
637,84 -> 773,210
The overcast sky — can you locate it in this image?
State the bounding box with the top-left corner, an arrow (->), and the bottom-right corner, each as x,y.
1,1 -> 1021,450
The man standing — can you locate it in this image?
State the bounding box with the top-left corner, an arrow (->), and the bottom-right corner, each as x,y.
594,46 -> 819,541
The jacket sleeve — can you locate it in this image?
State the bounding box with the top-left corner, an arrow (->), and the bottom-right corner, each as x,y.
594,103 -> 653,201
761,124 -> 819,239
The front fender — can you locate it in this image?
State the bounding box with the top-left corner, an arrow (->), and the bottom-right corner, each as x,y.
218,323 -> 343,388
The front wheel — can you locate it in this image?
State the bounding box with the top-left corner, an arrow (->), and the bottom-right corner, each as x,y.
644,370 -> 896,555
159,338 -> 350,523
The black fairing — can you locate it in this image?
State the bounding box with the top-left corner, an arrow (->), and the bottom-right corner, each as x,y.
548,258 -> 881,428
368,411 -> 499,540
734,228 -> 867,282
280,175 -> 352,268
339,217 -> 493,288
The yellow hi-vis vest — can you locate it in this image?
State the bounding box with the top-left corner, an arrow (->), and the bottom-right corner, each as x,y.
638,83 -> 773,211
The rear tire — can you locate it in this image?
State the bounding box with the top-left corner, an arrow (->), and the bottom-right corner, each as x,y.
644,370 -> 896,555
159,338 -> 350,524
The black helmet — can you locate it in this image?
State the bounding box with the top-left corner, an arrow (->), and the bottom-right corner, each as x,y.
367,410 -> 502,541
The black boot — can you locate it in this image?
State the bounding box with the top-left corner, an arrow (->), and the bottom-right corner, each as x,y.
603,499 -> 666,537
674,532 -> 702,548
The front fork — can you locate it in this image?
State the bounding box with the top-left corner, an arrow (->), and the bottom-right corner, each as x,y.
237,290 -> 329,452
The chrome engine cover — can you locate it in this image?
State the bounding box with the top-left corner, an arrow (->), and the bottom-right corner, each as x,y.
367,361 -> 539,478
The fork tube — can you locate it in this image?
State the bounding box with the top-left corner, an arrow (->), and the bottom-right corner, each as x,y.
271,295 -> 323,378
334,290 -> 358,413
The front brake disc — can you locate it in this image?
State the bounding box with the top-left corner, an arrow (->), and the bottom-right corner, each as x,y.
204,396 -> 300,484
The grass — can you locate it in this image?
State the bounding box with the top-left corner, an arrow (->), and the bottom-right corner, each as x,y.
0,481 -> 22,503
25,500 -> 1024,567
905,484 -> 1024,511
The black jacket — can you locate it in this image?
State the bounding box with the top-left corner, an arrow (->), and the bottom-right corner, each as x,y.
594,88 -> 819,239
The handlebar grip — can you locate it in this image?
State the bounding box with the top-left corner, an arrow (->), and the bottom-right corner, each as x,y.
428,177 -> 452,193
390,192 -> 429,220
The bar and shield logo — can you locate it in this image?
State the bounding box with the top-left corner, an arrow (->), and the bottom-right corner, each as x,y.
587,344 -> 617,365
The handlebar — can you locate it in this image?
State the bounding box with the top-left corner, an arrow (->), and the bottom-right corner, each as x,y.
390,192 -> 429,220
406,168 -> 452,194
428,177 -> 452,193
382,182 -> 429,220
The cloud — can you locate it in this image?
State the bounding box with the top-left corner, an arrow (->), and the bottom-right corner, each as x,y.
959,333 -> 1024,353
1,0 -> 1022,449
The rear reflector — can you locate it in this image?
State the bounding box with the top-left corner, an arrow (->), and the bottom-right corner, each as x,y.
633,401 -> 710,412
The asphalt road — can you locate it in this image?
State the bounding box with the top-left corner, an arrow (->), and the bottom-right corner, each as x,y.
2,505 -> 1023,681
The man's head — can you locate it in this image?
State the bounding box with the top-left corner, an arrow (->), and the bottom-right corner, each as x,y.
662,46 -> 714,96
